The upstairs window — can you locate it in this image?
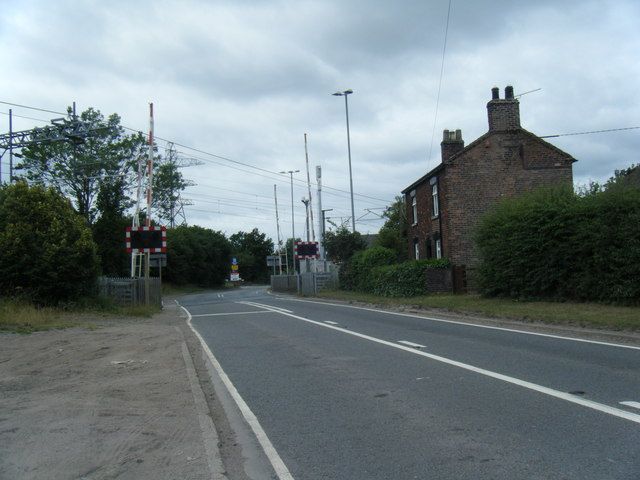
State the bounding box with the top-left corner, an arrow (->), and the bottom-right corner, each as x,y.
410,190 -> 417,225
431,183 -> 439,218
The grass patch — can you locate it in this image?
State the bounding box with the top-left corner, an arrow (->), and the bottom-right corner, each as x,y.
316,290 -> 640,331
0,297 -> 161,334
0,300 -> 82,334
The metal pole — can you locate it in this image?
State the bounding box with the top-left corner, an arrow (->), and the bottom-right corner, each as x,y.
290,172 -> 296,273
316,166 -> 323,264
145,103 -> 154,305
8,109 -> 13,183
344,94 -> 355,233
274,184 -> 283,275
303,134 -> 315,241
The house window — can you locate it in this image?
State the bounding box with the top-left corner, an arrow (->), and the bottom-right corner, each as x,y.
410,190 -> 417,225
425,240 -> 432,259
432,182 -> 439,218
435,237 -> 442,259
413,238 -> 420,260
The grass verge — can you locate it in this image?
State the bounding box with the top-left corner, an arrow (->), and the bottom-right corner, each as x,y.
0,297 -> 161,334
316,290 -> 640,331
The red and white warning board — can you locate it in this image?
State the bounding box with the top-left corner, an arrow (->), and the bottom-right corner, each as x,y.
294,241 -> 319,259
126,226 -> 167,253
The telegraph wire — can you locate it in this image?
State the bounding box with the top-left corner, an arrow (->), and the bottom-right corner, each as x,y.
541,126 -> 640,138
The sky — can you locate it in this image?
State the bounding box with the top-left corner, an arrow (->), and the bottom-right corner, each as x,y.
1,0 -> 638,246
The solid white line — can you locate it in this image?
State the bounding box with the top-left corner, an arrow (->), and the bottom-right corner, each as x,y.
620,401 -> 640,410
249,303 -> 640,425
192,311 -> 270,317
273,296 -> 640,351
324,321 -> 339,325
179,303 -> 295,480
238,301 -> 292,314
398,340 -> 427,348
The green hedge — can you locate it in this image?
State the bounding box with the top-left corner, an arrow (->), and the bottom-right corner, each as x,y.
476,185 -> 640,304
365,259 -> 450,297
339,246 -> 397,291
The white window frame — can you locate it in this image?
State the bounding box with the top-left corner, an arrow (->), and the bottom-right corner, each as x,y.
435,238 -> 442,259
414,239 -> 420,260
410,191 -> 417,225
432,183 -> 439,218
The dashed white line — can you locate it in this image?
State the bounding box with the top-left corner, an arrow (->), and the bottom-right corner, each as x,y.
238,301 -> 292,314
248,302 -> 640,425
620,401 -> 640,410
324,321 -> 339,325
398,340 -> 427,349
273,296 -> 640,351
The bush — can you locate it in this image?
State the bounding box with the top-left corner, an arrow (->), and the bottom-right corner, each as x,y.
339,246 -> 397,291
476,184 -> 640,304
164,225 -> 232,287
365,259 -> 450,297
0,182 -> 99,305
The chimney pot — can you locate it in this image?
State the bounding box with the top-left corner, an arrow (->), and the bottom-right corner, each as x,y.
505,85 -> 514,99
442,129 -> 450,141
455,129 -> 462,140
491,87 -> 500,100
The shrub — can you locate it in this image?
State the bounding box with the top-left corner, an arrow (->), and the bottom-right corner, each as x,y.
0,182 -> 99,305
476,184 -> 640,304
339,246 -> 397,291
366,259 -> 450,297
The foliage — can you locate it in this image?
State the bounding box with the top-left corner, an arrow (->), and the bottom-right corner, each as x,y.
164,225 -> 232,287
339,246 -> 397,290
153,145 -> 190,227
475,184 -> 640,304
0,182 -> 99,305
229,228 -> 274,283
374,196 -> 409,261
364,259 -> 451,297
92,177 -> 131,276
323,226 -> 367,264
17,107 -> 147,223
282,237 -> 301,274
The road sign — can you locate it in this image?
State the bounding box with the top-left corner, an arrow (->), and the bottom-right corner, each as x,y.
230,272 -> 241,282
266,255 -> 281,267
126,226 -> 167,253
149,254 -> 167,268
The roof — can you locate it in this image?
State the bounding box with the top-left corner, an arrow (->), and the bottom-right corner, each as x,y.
400,127 -> 576,194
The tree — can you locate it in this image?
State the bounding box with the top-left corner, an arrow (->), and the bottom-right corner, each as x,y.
0,182 -> 99,305
374,196 -> 409,261
323,226 -> 367,264
92,178 -> 132,276
230,228 -> 274,283
164,226 -> 232,287
153,144 -> 190,227
17,107 -> 147,223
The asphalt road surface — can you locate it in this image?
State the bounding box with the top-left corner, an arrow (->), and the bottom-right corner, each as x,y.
179,286 -> 640,480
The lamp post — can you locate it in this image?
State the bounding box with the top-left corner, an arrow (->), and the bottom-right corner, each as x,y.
332,89 -> 355,233
280,169 -> 299,274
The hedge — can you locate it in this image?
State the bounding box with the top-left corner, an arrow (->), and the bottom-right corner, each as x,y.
475,184 -> 640,304
339,246 -> 397,291
364,259 -> 450,297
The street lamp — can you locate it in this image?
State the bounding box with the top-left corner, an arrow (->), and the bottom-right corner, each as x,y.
332,89 -> 356,233
280,169 -> 299,274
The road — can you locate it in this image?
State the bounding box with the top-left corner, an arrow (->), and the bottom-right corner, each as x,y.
179,286 -> 640,480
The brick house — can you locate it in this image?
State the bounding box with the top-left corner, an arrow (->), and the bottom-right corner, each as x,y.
401,86 -> 575,283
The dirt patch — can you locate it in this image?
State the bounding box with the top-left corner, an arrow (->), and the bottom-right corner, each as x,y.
0,305 -> 215,480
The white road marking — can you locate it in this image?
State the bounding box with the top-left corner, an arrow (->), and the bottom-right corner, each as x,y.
179,303 -> 295,480
398,340 -> 427,348
324,321 -> 339,325
192,311 -> 270,317
248,302 -> 640,425
238,301 -> 292,314
273,296 -> 640,351
620,401 -> 640,410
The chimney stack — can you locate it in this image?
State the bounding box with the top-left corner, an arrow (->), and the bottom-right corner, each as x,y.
487,85 -> 520,132
441,129 -> 464,162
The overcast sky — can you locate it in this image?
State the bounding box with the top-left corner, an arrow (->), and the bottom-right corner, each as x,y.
1,0 -> 638,245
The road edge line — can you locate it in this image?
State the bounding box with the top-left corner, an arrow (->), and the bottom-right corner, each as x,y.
178,302 -> 295,480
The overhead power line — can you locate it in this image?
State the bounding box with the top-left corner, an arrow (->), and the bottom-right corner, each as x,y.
541,126 -> 640,138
